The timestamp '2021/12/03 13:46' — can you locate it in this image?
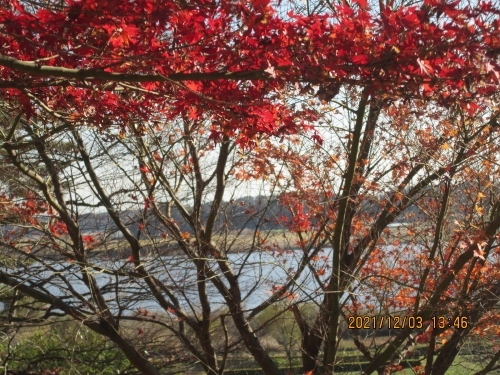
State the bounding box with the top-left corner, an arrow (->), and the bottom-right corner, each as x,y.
347,315 -> 469,330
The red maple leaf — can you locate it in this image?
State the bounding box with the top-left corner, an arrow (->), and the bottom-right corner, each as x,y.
139,165 -> 151,173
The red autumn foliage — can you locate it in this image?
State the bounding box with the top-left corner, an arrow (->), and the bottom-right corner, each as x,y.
0,0 -> 500,144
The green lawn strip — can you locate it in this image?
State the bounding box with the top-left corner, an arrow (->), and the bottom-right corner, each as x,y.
386,354 -> 486,375
222,360 -> 422,375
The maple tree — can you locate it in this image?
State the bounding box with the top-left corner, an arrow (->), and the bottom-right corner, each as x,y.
263,92 -> 500,374
0,106 -> 312,374
2,0 -> 500,374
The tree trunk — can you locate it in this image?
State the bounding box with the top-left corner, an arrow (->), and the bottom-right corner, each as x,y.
107,328 -> 161,375
230,304 -> 282,375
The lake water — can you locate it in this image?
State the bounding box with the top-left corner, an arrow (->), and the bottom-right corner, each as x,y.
1,249 -> 333,314
1,244 -> 420,315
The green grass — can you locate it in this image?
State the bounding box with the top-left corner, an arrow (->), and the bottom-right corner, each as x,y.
395,355 -> 483,374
